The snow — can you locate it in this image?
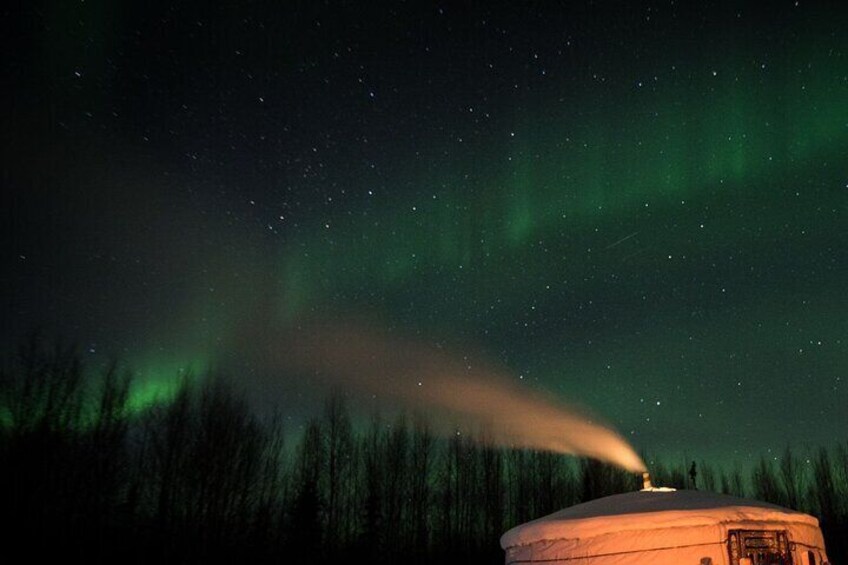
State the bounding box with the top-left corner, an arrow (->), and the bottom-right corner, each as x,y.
501,489 -> 826,562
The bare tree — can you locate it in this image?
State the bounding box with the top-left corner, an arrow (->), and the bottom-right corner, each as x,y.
358,411 -> 385,561
481,443 -> 504,553
779,446 -> 804,510
699,460 -> 717,492
383,413 -> 410,558
505,448 -> 532,526
753,456 -> 784,506
323,392 -> 354,554
812,448 -> 836,523
290,419 -> 325,561
410,416 -> 434,559
84,363 -> 131,550
720,466 -> 746,498
579,458 -> 634,502
151,375 -> 193,541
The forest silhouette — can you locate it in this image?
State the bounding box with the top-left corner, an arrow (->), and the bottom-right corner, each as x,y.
2,337 -> 846,564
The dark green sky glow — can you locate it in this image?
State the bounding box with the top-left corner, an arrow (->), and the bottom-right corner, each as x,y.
3,1 -> 846,467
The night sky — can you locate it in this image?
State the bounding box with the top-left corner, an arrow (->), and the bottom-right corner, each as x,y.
3,0 -> 847,468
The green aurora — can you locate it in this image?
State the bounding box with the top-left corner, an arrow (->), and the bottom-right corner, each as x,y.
262,39 -> 848,466
4,1 -> 847,469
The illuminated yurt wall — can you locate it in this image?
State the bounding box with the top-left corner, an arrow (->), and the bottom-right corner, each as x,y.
501,489 -> 829,565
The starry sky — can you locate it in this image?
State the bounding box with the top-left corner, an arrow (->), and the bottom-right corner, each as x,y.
2,0 -> 847,468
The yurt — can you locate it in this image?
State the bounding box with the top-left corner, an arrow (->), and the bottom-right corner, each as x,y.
501,487 -> 829,565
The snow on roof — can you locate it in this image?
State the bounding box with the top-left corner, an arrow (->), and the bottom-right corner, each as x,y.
501,489 -> 820,549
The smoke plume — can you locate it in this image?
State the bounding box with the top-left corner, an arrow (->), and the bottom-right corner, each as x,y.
271,320 -> 646,473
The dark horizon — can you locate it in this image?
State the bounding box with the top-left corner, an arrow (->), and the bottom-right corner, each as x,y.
2,343 -> 846,563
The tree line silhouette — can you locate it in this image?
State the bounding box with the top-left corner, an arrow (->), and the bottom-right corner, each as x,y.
1,338 -> 846,564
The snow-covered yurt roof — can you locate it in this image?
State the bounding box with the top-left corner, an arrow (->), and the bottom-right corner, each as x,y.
501,489 -> 828,565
